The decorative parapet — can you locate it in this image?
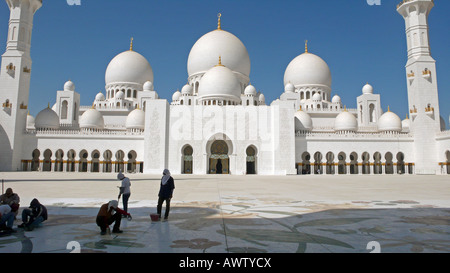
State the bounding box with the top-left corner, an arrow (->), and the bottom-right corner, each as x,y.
25,128 -> 145,137
296,130 -> 412,139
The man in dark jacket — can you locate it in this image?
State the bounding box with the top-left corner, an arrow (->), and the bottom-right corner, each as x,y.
157,169 -> 175,220
18,198 -> 47,231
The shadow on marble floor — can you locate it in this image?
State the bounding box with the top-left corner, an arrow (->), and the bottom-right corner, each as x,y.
1,203 -> 449,253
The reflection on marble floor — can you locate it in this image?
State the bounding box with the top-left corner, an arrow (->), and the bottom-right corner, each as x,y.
1,197 -> 449,253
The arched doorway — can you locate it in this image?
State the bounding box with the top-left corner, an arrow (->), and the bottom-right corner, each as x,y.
103,150 -> 112,173
67,150 -> 76,172
54,149 -> 64,172
373,152 -> 382,174
396,152 -> 405,174
385,152 -> 394,174
79,150 -> 88,172
246,146 -> 257,175
127,150 -> 137,173
43,149 -> 52,172
209,140 -> 229,174
338,152 -> 346,174
350,152 -> 358,174
326,152 -> 334,174
182,145 -> 193,174
115,150 -> 125,173
362,152 -> 370,174
301,152 -> 311,174
314,152 -> 322,174
91,150 -> 100,172
31,149 -> 40,171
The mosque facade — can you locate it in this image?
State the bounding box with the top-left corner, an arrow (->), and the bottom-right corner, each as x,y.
0,0 -> 449,175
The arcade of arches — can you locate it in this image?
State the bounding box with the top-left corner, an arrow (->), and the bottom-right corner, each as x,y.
19,148 -> 450,175
298,151 -> 418,175
21,149 -> 143,173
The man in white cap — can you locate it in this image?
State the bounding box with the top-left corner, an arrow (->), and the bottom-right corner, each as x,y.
96,200 -> 123,235
117,172 -> 131,214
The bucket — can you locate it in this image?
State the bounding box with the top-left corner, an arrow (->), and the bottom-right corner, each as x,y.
150,214 -> 160,221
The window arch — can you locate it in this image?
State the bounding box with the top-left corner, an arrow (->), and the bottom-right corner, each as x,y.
61,100 -> 68,119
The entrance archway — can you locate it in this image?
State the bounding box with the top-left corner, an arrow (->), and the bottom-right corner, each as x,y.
182,145 -> 193,174
246,146 -> 257,174
209,140 -> 229,174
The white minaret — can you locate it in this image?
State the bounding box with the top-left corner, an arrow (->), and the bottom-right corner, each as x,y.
0,0 -> 42,171
397,0 -> 441,174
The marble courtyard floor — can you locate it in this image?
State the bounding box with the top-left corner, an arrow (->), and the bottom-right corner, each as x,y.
0,172 -> 449,253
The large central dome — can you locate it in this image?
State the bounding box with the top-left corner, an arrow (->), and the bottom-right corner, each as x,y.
187,27 -> 250,78
284,51 -> 331,89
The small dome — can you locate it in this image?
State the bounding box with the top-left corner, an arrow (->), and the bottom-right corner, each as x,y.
105,50 -> 154,86
35,107 -> 60,130
312,93 -> 322,101
126,108 -> 145,130
285,82 -> 295,93
143,81 -> 153,91
95,92 -> 105,101
116,91 -> 125,100
402,117 -> 410,132
172,90 -> 181,101
26,113 -> 35,129
294,109 -> 312,131
198,64 -> 241,100
362,83 -> 374,94
259,93 -> 265,103
79,108 -> 104,129
335,111 -> 357,132
64,80 -> 75,92
378,110 -> 402,132
331,95 -> 341,103
244,84 -> 257,96
181,84 -> 193,95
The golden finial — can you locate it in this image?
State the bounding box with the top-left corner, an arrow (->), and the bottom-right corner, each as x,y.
344,105 -> 347,112
299,105 -> 302,111
215,56 -> 224,67
388,106 -> 390,112
130,37 -> 134,51
217,13 -> 222,30
305,40 -> 308,53
28,110 -> 30,116
91,103 -> 95,109
47,103 -> 50,109
405,114 -> 409,120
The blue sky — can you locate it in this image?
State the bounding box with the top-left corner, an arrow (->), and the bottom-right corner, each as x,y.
1,0 -> 449,127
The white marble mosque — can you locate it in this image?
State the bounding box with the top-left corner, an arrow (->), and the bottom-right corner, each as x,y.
0,0 -> 449,176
